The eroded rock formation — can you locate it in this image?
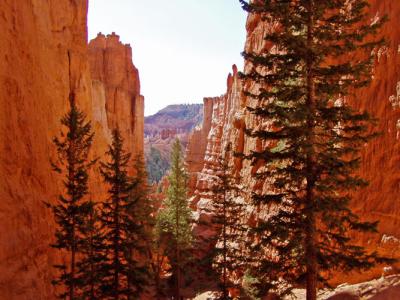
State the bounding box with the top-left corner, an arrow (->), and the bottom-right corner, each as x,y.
0,2 -> 144,299
187,65 -> 244,273
186,98 -> 214,195
89,32 -> 144,158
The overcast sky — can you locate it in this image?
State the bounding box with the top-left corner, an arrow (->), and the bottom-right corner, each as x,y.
88,0 -> 247,116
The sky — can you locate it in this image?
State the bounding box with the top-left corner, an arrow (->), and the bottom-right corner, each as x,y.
88,0 -> 248,116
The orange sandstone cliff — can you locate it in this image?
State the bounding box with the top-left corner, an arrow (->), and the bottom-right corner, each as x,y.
0,1 -> 144,299
187,0 -> 400,286
89,32 -> 144,159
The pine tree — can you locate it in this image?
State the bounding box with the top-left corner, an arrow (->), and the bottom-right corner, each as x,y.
152,211 -> 172,300
210,145 -> 247,300
99,128 -> 146,299
126,153 -> 154,299
240,1 -> 391,299
46,93 -> 96,299
158,138 -> 193,299
77,202 -> 106,299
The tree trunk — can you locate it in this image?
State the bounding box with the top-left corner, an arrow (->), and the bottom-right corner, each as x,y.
176,204 -> 181,300
176,239 -> 181,300
305,1 -> 317,300
89,222 -> 95,300
114,189 -> 120,300
70,222 -> 75,300
223,185 -> 228,300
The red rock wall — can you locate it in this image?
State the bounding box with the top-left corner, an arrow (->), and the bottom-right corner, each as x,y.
0,2 -> 144,299
188,64 -> 243,238
186,98 -> 215,195
0,1 -> 92,298
341,0 -> 400,283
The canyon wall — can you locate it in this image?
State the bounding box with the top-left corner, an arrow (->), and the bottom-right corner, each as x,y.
0,1 -> 92,298
188,65 -> 245,260
187,0 -> 400,287
186,98 -> 214,195
343,0 -> 400,282
0,1 -> 144,299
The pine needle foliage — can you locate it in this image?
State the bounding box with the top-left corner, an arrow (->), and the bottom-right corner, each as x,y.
239,0 -> 391,299
99,128 -> 147,299
46,94 -> 96,299
126,153 -> 154,299
77,203 -> 106,299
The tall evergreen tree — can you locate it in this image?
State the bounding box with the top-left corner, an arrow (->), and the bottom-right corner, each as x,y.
210,145 -> 247,300
77,203 -> 106,299
126,153 -> 154,299
240,1 -> 390,299
99,128 -> 146,299
158,138 -> 193,299
152,209 -> 173,299
47,93 -> 96,299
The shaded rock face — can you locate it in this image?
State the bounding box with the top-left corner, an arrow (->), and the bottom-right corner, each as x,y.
186,65 -> 244,290
187,0 -> 400,288
0,2 -> 144,299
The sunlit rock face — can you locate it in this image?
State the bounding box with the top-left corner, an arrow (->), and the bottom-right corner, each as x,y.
88,32 -> 144,160
0,1 -> 144,299
187,0 -> 400,287
340,0 -> 400,283
186,98 -> 215,196
0,1 -> 92,298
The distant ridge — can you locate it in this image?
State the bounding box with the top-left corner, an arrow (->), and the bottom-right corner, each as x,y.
144,104 -> 203,137
144,103 -> 203,182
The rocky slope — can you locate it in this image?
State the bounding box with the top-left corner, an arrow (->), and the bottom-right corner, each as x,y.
187,0 -> 400,289
0,1 -> 144,299
144,104 -> 203,182
195,274 -> 400,300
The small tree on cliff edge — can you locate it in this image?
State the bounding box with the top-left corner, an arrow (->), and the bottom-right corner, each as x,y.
99,128 -> 148,299
240,1 -> 391,299
47,93 -> 96,299
158,138 -> 193,299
